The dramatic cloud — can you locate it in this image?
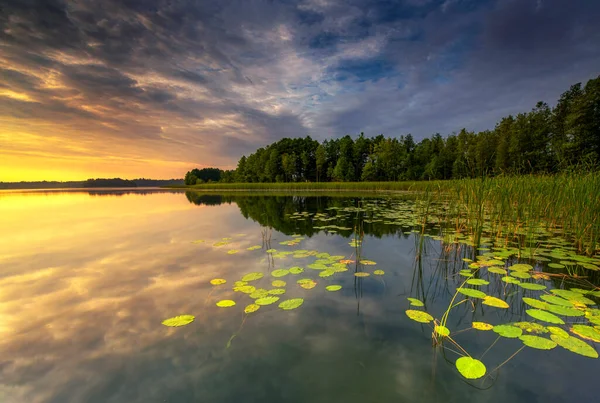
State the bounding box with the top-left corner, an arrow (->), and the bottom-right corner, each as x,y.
1,0 -> 599,179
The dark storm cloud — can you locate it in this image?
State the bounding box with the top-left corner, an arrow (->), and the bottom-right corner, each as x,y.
1,0 -> 599,169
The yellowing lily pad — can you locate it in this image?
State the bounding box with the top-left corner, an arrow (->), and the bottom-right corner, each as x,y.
325,285 -> 342,291
297,279 -> 317,289
373,270 -> 385,275
255,296 -> 280,306
162,315 -> 195,327
227,249 -> 239,255
360,260 -> 377,265
247,245 -> 262,251
210,278 -> 226,285
354,272 -> 370,277
570,325 -> 600,342
405,310 -> 434,324
272,280 -> 286,287
242,272 -> 264,282
234,285 -> 256,293
455,357 -> 486,379
519,335 -> 557,350
244,304 -> 260,313
547,326 -> 569,339
278,298 -> 304,310
472,322 -> 493,331
216,300 -> 236,308
482,296 -> 509,309
434,325 -> 450,337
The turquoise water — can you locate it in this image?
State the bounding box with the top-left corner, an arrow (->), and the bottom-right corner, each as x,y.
0,189 -> 598,403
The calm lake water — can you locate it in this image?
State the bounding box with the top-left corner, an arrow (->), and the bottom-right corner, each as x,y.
0,189 -> 598,403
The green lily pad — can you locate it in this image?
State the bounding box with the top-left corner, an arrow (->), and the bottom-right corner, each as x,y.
482,296 -> 509,309
234,285 -> 256,293
459,269 -> 474,277
467,279 -> 490,286
289,266 -> 304,274
405,310 -> 434,324
272,280 -> 286,287
570,325 -> 600,342
522,297 -> 548,310
268,288 -> 286,295
510,271 -> 532,279
455,357 -> 486,379
551,289 -> 595,305
255,296 -> 280,306
297,278 -> 317,289
434,325 -> 450,337
407,297 -> 424,307
545,304 -> 585,317
233,280 -> 248,287
510,264 -> 533,272
249,288 -> 269,299
493,325 -> 523,338
513,322 -> 548,334
519,335 -> 557,350
472,322 -> 494,330
319,269 -> 336,278
271,269 -> 290,278
551,334 -> 599,358
244,304 -> 260,313
241,272 -> 264,282
279,298 -> 304,310
547,326 -> 569,339
487,266 -> 507,275
227,249 -> 239,255
518,283 -> 547,291
162,315 -> 195,327
548,263 -> 565,269
216,300 -> 236,308
360,259 -> 377,265
325,285 -> 342,291
457,288 -> 487,299
501,276 -> 520,284
526,309 -> 565,324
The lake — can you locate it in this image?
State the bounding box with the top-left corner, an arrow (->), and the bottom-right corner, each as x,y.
0,189 -> 599,403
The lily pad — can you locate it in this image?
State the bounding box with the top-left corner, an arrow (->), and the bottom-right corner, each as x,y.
522,297 -> 548,310
407,297 -> 424,307
513,322 -> 548,334
227,249 -> 239,255
249,288 -> 269,299
457,288 -> 487,299
483,296 -> 509,309
434,325 -> 450,337
487,266 -> 507,275
354,272 -> 370,277
360,259 -> 377,265
467,279 -> 490,286
570,325 -> 600,342
244,304 -> 260,313
268,288 -> 286,295
271,269 -> 290,278
255,296 -> 280,306
247,245 -> 262,251
216,300 -> 236,308
493,325 -> 523,338
297,278 -> 317,289
545,304 -> 585,317
501,276 -> 520,284
241,272 -> 264,282
325,285 -> 342,291
272,280 -> 286,287
289,267 -> 304,274
162,315 -> 195,327
518,283 -> 547,291
510,263 -> 533,272
278,298 -> 304,310
234,285 -> 256,294
551,334 -> 599,358
547,326 -> 569,339
519,335 -> 557,350
405,310 -> 434,323
551,289 -> 595,305
319,269 -> 336,278
526,309 -> 565,324
510,271 -> 532,279
472,322 -> 494,331
210,278 -> 226,285
455,357 -> 486,379
373,270 -> 385,275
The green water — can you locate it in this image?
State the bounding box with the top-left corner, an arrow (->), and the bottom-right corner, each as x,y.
0,189 -> 598,403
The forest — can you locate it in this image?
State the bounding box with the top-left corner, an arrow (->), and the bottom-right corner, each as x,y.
184,75 -> 599,185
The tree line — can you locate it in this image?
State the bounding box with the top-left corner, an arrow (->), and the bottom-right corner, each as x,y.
185,75 -> 599,184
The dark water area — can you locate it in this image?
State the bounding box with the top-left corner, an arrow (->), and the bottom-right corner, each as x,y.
0,189 -> 598,403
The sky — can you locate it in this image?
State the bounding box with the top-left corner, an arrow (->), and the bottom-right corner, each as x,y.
1,0 -> 599,181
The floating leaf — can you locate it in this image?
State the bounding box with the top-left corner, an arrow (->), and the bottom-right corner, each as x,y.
326,285 -> 342,291
297,278 -> 317,289
467,279 -> 489,286
551,289 -> 595,305
241,272 -> 264,282
246,245 -> 261,251
272,280 -> 286,287
360,260 -> 377,265
570,325 -> 600,342
233,280 -> 248,287
526,309 -> 565,324
487,266 -> 507,275
547,326 -> 569,339
551,334 -> 598,358
501,276 -> 520,284
278,298 -> 304,310
548,263 -> 565,269
493,325 -> 523,338
519,335 -> 557,350
459,269 -> 473,277
373,270 -> 385,275
434,325 -> 450,337
472,322 -> 494,331
234,285 -> 256,293
483,296 -> 509,309
249,289 -> 269,299
510,271 -> 531,279
162,315 -> 195,327
455,357 -> 486,379
244,304 -> 260,313
319,269 -> 336,278
457,288 -> 487,299
518,283 -> 547,291
513,322 -> 548,334
522,297 -> 548,310
271,269 -> 290,278
289,266 -> 304,274
268,288 -> 286,295
216,300 -> 236,308
407,297 -> 424,307
266,249 -> 277,253
227,249 -> 239,255
354,272 -> 370,277
255,296 -> 280,306
510,264 -> 533,272
545,304 -> 585,317
210,278 -> 226,285
405,310 -> 434,323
